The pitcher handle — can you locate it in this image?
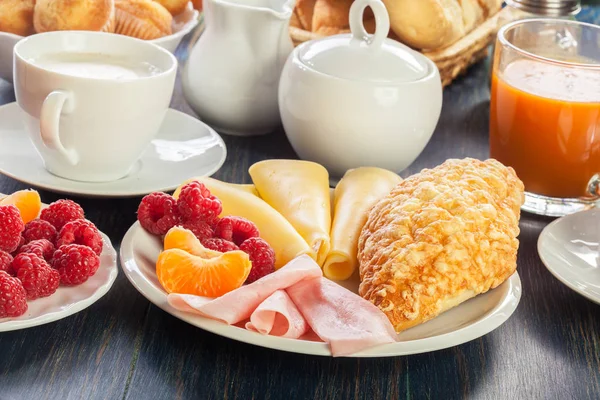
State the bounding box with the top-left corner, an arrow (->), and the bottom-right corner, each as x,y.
349,0 -> 390,50
40,90 -> 79,166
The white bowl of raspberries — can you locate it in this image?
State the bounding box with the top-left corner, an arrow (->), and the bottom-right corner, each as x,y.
0,196 -> 118,330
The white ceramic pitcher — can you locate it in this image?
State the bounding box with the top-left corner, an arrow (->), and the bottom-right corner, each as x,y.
182,0 -> 294,136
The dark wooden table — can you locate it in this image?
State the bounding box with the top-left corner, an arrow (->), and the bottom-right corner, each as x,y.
1,9 -> 600,400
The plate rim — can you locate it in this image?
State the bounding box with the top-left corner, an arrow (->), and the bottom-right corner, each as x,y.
120,221 -> 522,357
0,102 -> 227,198
0,232 -> 119,332
537,209 -> 600,305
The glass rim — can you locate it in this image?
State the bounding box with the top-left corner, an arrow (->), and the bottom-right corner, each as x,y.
497,18 -> 600,70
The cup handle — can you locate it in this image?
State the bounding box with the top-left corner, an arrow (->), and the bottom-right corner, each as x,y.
40,90 -> 79,166
349,0 -> 390,50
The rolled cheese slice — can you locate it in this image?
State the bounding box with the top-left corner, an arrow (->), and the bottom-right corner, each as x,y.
249,160 -> 331,267
323,167 -> 402,280
174,177 -> 312,269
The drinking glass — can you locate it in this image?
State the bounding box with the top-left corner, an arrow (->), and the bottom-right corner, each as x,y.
490,19 -> 600,217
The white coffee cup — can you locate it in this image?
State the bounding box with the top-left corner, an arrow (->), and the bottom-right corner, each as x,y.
13,31 -> 177,182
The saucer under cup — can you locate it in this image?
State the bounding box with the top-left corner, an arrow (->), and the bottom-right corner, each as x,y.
13,31 -> 177,182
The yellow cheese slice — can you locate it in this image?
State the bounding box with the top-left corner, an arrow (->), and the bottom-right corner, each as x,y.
173,177 -> 313,269
249,160 -> 331,266
323,167 -> 402,280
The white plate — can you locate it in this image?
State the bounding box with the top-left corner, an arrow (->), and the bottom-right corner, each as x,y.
120,221 -> 522,357
0,102 -> 226,197
0,7 -> 200,82
538,209 -> 600,305
0,232 -> 118,332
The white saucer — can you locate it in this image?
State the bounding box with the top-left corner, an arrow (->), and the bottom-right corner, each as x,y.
0,232 -> 118,332
0,102 -> 227,197
121,221 -> 522,358
538,209 -> 600,305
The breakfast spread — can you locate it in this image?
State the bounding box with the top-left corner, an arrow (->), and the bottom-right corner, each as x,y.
128,156 -> 524,355
0,0 -> 197,40
0,190 -> 104,318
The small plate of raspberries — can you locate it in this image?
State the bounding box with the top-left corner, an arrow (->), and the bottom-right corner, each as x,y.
0,190 -> 118,332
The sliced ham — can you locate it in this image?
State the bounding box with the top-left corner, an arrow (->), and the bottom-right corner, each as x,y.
167,254 -> 398,356
245,290 -> 308,338
287,278 -> 398,356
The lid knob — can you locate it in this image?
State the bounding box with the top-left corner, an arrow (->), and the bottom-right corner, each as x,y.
349,0 -> 390,50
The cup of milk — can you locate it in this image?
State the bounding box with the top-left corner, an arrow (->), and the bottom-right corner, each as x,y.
13,31 -> 177,182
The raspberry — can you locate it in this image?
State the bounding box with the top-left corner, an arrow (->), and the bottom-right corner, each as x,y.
0,205 -> 25,253
23,219 -> 58,244
214,216 -> 260,246
181,220 -> 213,241
240,237 -> 275,283
18,239 -> 55,262
0,251 -> 14,276
202,238 -> 239,253
53,244 -> 100,285
137,192 -> 180,235
40,199 -> 85,230
0,271 -> 27,318
14,253 -> 60,300
177,182 -> 222,224
56,219 -> 103,255
13,236 -> 25,255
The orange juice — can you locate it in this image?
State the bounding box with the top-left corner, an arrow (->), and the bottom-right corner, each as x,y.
490,59 -> 600,198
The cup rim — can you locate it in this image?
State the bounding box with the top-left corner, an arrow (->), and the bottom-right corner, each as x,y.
13,30 -> 178,82
497,18 -> 600,70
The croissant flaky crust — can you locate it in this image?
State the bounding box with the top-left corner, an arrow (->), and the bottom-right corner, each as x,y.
357,158 -> 524,333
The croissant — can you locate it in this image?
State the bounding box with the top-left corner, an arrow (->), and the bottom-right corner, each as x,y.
358,158 -> 524,332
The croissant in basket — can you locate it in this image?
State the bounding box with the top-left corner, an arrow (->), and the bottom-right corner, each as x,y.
358,158 -> 524,333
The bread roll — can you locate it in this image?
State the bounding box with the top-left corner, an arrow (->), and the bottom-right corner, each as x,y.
114,0 -> 172,39
34,0 -> 115,33
153,0 -> 188,16
383,0 -> 486,50
0,0 -> 35,36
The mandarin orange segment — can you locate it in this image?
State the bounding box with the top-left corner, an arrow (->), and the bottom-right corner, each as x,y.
156,248 -> 251,297
0,190 -> 42,223
163,226 -> 222,258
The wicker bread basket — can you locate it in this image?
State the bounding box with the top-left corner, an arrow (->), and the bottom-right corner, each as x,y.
289,7 -> 516,87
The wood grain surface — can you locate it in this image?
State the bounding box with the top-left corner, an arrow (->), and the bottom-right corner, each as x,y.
1,6 -> 600,400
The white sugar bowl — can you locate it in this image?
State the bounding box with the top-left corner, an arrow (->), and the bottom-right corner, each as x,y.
278,0 -> 442,178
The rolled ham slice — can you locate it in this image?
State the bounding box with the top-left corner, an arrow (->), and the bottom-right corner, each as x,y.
245,290 -> 308,338
249,160 -> 331,266
323,168 -> 402,281
168,255 -> 398,356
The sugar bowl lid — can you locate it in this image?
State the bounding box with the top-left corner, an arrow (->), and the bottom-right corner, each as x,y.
297,0 -> 430,83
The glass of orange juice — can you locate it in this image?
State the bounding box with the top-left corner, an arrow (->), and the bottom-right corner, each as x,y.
490,19 -> 600,217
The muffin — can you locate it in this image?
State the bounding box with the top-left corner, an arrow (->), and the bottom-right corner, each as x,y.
191,0 -> 202,11
0,0 -> 36,36
34,0 -> 115,33
153,0 -> 189,16
115,0 -> 172,40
